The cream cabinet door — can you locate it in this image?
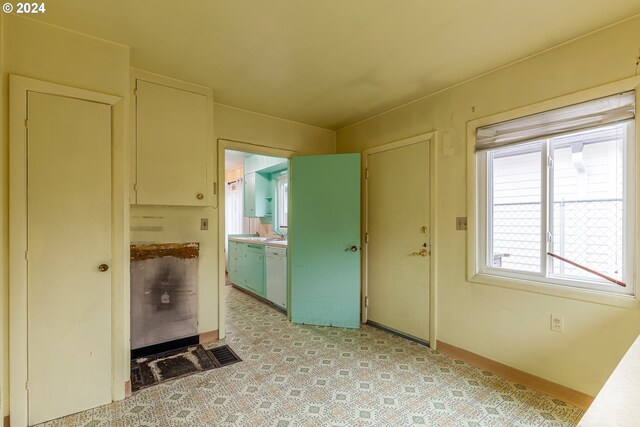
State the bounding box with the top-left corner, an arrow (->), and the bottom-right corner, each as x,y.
136,79 -> 209,206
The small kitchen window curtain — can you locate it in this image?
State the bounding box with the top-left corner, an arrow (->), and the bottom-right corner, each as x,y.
475,91 -> 635,151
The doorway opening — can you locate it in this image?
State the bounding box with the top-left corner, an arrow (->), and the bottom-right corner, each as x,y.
218,141 -> 362,339
224,148 -> 290,329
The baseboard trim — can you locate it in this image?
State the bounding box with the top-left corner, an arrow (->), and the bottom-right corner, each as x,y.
436,340 -> 594,409
199,330 -> 219,344
366,320 -> 430,347
3,415 -> 9,427
125,380 -> 132,398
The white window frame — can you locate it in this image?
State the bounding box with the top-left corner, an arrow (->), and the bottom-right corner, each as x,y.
275,173 -> 289,231
467,77 -> 640,306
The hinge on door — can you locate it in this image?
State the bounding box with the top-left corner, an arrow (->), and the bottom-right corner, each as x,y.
25,381 -> 29,390
24,119 -> 28,128
365,169 -> 369,179
547,232 -> 553,243
24,251 -> 29,260
133,183 -> 138,192
547,156 -> 554,168
213,182 -> 218,195
364,296 -> 369,308
365,233 -> 369,244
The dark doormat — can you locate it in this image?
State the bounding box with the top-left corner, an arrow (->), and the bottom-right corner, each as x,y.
131,344 -> 217,392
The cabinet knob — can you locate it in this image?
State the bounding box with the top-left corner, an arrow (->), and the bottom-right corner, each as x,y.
196,193 -> 204,200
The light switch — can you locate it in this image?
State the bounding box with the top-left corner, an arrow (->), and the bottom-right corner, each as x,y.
201,218 -> 209,230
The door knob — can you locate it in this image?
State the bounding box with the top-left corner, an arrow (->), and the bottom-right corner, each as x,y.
345,246 -> 358,252
411,249 -> 429,257
196,193 -> 204,200
98,264 -> 109,272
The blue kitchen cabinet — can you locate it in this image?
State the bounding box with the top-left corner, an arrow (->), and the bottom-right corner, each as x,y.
228,239 -> 267,298
244,172 -> 270,217
228,241 -> 245,285
243,244 -> 266,297
245,155 -> 288,175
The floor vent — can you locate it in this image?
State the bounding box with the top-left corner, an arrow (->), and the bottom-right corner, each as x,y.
208,345 -> 242,367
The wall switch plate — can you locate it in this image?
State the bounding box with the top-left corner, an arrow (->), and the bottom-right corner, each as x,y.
456,217 -> 467,231
550,314 -> 564,332
200,218 -> 209,231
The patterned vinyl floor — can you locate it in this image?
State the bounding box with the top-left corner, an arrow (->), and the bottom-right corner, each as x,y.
37,286 -> 585,426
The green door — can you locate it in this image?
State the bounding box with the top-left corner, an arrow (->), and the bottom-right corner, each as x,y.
290,153 -> 361,328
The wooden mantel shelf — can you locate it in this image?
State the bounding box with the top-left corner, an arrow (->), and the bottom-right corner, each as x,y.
579,335 -> 640,426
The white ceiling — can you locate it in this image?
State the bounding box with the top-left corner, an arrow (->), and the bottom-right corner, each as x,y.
32,1 -> 640,130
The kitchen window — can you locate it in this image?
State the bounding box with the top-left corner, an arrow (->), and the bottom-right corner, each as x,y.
472,90 -> 636,296
276,174 -> 288,230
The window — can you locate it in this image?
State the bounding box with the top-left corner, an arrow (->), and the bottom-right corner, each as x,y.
474,91 -> 635,295
276,174 -> 288,230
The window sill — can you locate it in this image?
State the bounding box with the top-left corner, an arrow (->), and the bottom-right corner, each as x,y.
468,272 -> 639,308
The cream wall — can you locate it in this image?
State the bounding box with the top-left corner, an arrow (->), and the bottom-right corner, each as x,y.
130,206 -> 218,335
337,16 -> 640,396
214,104 -> 335,155
0,15 -> 130,416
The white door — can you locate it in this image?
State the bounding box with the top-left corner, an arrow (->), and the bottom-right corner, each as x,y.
27,92 -> 112,425
366,140 -> 430,341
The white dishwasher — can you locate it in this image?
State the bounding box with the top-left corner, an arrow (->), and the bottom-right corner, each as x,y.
266,246 -> 287,310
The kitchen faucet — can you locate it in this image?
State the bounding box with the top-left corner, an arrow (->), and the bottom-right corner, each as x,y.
272,229 -> 286,240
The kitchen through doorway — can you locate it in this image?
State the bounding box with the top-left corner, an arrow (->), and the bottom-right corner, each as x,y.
224,149 -> 290,326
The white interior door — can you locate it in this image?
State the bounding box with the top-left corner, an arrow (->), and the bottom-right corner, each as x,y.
27,92 -> 112,425
366,140 -> 430,341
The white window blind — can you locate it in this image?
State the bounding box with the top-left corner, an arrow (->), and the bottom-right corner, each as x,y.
476,91 -> 635,151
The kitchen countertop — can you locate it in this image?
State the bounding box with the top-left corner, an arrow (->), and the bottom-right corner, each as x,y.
229,236 -> 287,248
578,334 -> 640,426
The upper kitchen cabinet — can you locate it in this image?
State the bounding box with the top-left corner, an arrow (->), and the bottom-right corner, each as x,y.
244,155 -> 288,175
243,154 -> 288,218
133,70 -> 215,206
244,172 -> 270,217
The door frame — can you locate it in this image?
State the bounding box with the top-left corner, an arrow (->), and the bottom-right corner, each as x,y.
9,75 -> 126,426
361,132 -> 439,349
217,139 -> 296,339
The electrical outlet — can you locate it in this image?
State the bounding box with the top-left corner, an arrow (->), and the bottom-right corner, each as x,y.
550,314 -> 564,333
456,217 -> 467,231
200,218 -> 209,231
